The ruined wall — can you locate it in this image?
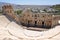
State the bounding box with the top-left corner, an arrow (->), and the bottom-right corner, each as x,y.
52,15 -> 60,27
20,9 -> 53,28
2,5 -> 60,28
2,5 -> 20,23
20,9 -> 60,28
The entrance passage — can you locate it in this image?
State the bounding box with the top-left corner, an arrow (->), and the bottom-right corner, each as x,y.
21,20 -> 53,31
34,21 -> 37,27
27,20 -> 30,27
42,21 -> 45,28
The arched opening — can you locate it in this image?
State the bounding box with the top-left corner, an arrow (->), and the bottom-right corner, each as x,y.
34,21 -> 37,27
45,21 -> 52,29
42,21 -> 45,28
27,20 -> 30,27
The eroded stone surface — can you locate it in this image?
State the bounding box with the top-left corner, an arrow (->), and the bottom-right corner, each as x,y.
0,15 -> 60,40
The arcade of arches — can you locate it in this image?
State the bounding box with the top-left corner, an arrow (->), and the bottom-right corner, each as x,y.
20,13 -> 52,29
2,5 -> 60,30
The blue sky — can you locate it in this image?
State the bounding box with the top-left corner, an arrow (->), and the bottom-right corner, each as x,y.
0,0 -> 60,5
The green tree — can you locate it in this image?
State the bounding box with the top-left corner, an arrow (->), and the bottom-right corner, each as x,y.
52,4 -> 60,15
0,11 -> 2,15
43,9 -> 47,12
15,10 -> 23,15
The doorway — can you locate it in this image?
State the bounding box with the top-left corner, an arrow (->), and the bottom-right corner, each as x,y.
42,21 -> 45,28
28,20 -> 30,27
34,21 -> 37,27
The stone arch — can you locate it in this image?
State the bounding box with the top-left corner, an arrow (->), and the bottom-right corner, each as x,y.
27,20 -> 32,27
45,20 -> 52,28
42,21 -> 45,28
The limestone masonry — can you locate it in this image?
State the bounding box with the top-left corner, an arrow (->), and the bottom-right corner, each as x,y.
2,5 -> 60,29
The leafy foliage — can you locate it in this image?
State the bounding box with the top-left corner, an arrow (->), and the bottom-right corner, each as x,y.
0,11 -> 2,15
43,9 -> 47,12
52,4 -> 60,15
52,4 -> 60,10
15,10 -> 23,15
